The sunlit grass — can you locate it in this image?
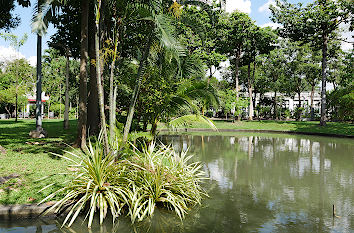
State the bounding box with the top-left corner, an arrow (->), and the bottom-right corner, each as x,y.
0,119 -> 76,204
158,120 -> 354,136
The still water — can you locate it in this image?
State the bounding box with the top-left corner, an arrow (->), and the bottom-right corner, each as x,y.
1,133 -> 353,233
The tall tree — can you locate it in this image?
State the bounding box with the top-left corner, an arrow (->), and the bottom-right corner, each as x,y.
219,11 -> 254,121
122,1 -> 186,143
243,26 -> 276,120
271,0 -> 353,126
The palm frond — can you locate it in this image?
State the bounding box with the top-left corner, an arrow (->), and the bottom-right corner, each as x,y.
31,0 -> 63,35
168,114 -> 217,130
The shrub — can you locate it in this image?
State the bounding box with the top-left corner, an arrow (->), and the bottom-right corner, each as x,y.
109,143 -> 207,223
40,140 -> 206,228
50,103 -> 65,117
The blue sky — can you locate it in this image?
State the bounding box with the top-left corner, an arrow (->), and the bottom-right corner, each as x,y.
1,0 -> 351,66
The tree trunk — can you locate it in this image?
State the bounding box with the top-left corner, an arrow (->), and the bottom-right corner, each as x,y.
95,0 -> 109,155
310,84 -> 315,121
234,46 -> 241,122
109,36 -> 118,140
112,86 -> 117,131
64,53 -> 70,129
122,36 -> 152,143
151,117 -> 158,137
15,93 -> 18,121
35,34 -> 43,131
208,66 -> 212,85
320,32 -> 328,126
5,106 -> 11,116
77,0 -> 89,149
47,99 -> 50,119
87,17 -> 100,136
248,63 -> 254,120
296,91 -> 301,121
59,84 -> 62,119
273,91 -> 277,120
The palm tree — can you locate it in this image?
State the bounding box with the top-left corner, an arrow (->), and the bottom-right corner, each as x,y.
122,1 -> 187,143
32,0 -> 88,146
31,0 -> 63,133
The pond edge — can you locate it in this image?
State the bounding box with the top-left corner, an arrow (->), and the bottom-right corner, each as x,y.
158,128 -> 354,138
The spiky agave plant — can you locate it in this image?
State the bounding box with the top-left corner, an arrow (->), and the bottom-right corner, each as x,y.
109,142 -> 207,223
40,133 -> 207,227
39,139 -> 129,228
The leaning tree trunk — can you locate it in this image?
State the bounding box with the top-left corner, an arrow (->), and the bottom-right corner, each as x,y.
95,0 -> 109,155
77,0 -> 89,149
122,36 -> 152,143
320,32 -> 328,126
64,52 -> 70,129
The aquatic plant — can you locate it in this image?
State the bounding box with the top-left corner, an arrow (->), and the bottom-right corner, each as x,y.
40,139 -> 206,228
109,142 -> 207,223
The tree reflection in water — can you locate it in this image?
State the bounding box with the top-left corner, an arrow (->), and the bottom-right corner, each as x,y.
1,134 -> 353,232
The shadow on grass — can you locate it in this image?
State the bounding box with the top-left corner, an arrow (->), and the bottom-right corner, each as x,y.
0,119 -> 78,155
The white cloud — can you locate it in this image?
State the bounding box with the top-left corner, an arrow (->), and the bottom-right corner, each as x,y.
0,46 -> 25,64
226,0 -> 251,14
0,46 -> 36,67
258,0 -> 275,13
260,22 -> 281,29
28,56 -> 37,67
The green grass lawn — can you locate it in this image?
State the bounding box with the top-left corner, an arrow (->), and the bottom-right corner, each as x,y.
159,120 -> 354,137
0,119 -> 77,205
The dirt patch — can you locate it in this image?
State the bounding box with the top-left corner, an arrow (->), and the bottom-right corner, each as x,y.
0,145 -> 6,154
0,174 -> 20,185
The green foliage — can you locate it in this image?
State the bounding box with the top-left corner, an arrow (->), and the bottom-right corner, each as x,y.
234,97 -> 249,118
49,103 -> 65,117
110,142 -> 207,223
40,139 -> 125,228
327,84 -> 354,121
168,114 -> 217,130
0,0 -> 30,31
0,59 -> 34,114
270,0 -> 352,50
41,135 -> 207,228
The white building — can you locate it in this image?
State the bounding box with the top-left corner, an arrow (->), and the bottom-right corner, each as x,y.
23,92 -> 50,118
254,91 -> 322,111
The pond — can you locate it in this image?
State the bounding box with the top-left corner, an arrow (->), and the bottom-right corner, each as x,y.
1,133 -> 353,233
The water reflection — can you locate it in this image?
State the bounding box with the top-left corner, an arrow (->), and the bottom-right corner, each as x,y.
1,134 -> 353,232
160,134 -> 354,233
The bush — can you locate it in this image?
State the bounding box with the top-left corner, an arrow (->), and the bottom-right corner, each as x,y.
50,103 -> 65,117
293,107 -> 304,120
41,140 -> 206,228
327,85 -> 354,122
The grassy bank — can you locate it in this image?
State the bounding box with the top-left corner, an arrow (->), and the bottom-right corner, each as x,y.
159,120 -> 354,137
0,119 -> 77,204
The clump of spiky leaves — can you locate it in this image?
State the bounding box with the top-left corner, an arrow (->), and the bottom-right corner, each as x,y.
39,139 -> 129,228
109,142 -> 207,223
40,138 -> 206,228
